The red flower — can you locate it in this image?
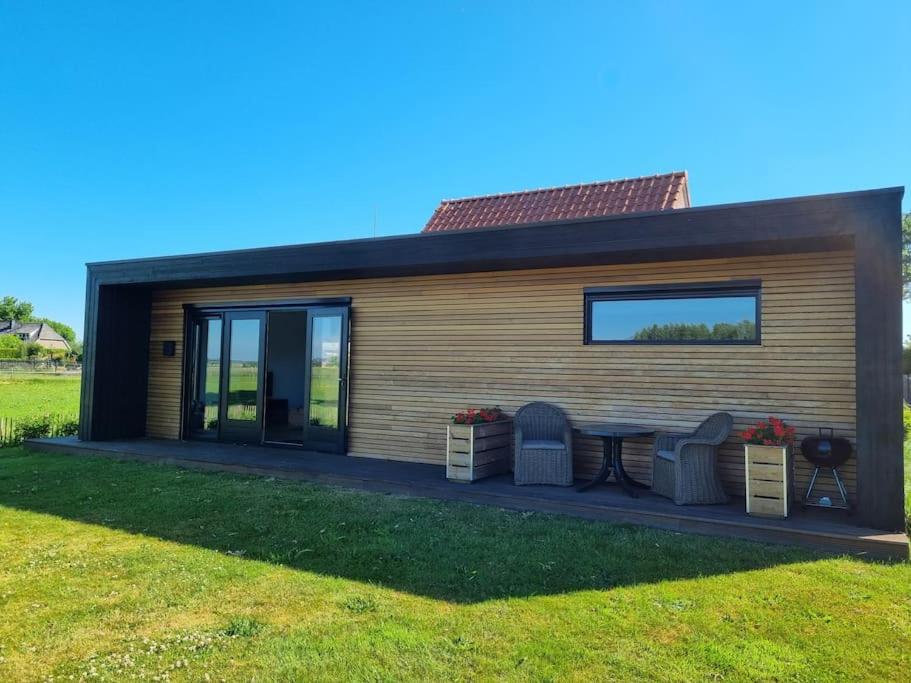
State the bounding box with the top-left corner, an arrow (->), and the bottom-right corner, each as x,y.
742,415 -> 796,447
451,406 -> 503,424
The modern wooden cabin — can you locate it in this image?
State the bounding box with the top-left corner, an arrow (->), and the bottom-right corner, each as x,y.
77,177 -> 906,531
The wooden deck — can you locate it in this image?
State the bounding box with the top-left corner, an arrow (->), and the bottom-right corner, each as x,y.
24,436 -> 908,560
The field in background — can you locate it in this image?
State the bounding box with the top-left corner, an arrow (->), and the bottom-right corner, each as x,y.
0,374 -> 81,419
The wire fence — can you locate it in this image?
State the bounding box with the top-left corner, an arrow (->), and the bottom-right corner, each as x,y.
0,414 -> 79,447
0,359 -> 81,376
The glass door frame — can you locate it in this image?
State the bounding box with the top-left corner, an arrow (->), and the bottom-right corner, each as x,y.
185,314 -> 223,440
302,306 -> 350,453
181,298 -> 351,453
218,310 -> 266,444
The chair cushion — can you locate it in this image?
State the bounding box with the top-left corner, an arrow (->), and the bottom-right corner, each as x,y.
656,449 -> 676,462
522,440 -> 566,450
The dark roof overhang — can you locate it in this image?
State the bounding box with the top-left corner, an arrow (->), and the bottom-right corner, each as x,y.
87,186 -> 904,289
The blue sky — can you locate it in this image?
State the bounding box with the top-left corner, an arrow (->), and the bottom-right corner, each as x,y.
1,1 -> 909,339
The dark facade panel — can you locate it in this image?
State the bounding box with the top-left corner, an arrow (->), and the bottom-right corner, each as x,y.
854,195 -> 906,530
79,283 -> 152,441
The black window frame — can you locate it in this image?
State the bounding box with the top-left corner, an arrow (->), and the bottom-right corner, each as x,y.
583,280 -> 762,346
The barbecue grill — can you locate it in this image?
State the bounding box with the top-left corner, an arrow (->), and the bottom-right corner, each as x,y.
800,428 -> 852,511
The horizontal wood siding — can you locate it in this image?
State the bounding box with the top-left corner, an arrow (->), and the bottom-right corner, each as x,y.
146,250 -> 856,500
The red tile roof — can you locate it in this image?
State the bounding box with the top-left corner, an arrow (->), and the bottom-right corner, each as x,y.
422,171 -> 690,233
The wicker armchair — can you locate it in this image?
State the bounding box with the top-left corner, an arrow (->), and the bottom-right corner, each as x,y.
513,402 -> 573,486
651,412 -> 733,505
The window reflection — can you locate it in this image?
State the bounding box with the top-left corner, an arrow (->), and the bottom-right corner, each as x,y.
589,292 -> 758,343
202,319 -> 222,431
226,319 -> 260,421
308,316 -> 341,428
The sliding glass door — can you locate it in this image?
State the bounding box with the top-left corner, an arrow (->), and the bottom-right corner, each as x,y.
263,310 -> 309,445
187,316 -> 222,439
218,311 -> 266,443
185,303 -> 348,452
303,307 -> 348,452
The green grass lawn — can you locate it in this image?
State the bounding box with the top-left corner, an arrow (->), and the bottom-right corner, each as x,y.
1,449 -> 909,681
0,374 -> 81,419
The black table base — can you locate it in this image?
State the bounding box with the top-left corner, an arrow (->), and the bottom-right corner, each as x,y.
577,435 -> 650,497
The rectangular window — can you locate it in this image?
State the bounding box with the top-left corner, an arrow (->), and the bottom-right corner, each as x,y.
584,281 -> 761,345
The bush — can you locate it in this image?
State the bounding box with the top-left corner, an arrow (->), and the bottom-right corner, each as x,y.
0,334 -> 23,359
16,415 -> 55,440
1,414 -> 79,446
904,403 -> 911,440
57,417 -> 79,436
23,342 -> 45,358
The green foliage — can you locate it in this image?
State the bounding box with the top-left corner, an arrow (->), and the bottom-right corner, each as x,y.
23,341 -> 44,358
0,334 -> 24,359
16,415 -> 54,440
903,213 -> 911,299
59,416 -> 80,434
221,617 -> 264,638
342,595 -> 378,613
633,319 -> 756,341
0,295 -> 34,321
904,402 -> 911,440
45,348 -> 69,362
2,415 -> 78,445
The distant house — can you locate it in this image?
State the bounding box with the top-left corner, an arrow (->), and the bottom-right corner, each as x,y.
0,321 -> 71,351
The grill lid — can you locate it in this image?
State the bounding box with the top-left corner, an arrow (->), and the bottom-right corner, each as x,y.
800,427 -> 852,468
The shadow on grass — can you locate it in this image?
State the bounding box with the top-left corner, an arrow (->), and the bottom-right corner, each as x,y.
0,450 -> 829,603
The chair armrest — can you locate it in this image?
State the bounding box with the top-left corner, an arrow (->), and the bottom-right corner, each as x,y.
563,422 -> 573,457
653,432 -> 690,453
674,437 -> 722,462
676,436 -> 719,448
514,423 -> 524,451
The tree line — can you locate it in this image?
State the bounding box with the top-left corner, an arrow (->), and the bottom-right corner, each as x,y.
633,319 -> 756,341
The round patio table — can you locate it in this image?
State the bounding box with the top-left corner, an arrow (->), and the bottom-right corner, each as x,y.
575,424 -> 655,497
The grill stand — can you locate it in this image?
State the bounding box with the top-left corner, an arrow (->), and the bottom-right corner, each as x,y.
801,465 -> 852,512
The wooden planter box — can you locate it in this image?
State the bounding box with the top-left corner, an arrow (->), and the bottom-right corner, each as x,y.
745,444 -> 791,518
446,420 -> 512,483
